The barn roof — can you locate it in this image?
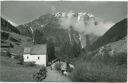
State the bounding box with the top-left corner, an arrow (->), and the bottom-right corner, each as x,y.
24,47 -> 31,54
24,44 -> 47,55
30,44 -> 47,55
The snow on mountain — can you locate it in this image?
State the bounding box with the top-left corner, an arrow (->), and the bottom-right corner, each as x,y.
53,11 -> 114,48
17,11 -> 114,49
54,11 -> 114,36
7,20 -> 18,27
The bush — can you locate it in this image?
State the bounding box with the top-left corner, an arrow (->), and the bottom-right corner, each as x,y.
40,65 -> 47,73
33,65 -> 47,81
70,61 -> 127,82
54,62 -> 62,72
15,55 -> 24,65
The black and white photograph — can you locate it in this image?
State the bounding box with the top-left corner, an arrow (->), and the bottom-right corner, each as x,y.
0,0 -> 127,82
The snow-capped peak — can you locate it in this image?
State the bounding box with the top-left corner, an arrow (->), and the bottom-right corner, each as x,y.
7,20 -> 18,27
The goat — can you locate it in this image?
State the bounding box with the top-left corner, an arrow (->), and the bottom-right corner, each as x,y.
63,70 -> 69,76
69,64 -> 75,69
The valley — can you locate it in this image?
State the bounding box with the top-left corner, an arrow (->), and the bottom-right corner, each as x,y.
0,2 -> 127,82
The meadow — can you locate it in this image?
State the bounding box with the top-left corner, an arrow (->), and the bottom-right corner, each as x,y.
0,56 -> 40,82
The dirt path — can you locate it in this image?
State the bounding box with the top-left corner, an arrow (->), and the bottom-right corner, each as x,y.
43,67 -> 71,82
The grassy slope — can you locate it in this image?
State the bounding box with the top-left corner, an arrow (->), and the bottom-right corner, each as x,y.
107,36 -> 127,53
89,18 -> 127,51
70,60 -> 127,82
0,56 -> 40,82
69,28 -> 127,82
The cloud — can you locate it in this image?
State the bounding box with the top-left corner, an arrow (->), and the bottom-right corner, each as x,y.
59,11 -> 115,36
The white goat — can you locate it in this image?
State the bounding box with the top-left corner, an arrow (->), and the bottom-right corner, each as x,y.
69,64 -> 75,69
63,71 -> 69,76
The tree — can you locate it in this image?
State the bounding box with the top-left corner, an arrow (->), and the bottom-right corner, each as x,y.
33,29 -> 46,44
47,37 -> 56,62
72,41 -> 82,57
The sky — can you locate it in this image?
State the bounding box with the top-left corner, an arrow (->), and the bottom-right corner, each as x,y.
1,1 -> 127,26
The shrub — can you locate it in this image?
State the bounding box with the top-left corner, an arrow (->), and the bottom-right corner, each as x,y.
15,55 -> 24,65
33,65 -> 47,81
54,62 -> 62,72
70,61 -> 127,82
40,65 -> 47,73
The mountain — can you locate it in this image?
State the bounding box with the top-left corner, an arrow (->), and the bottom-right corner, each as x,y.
88,18 -> 127,51
16,12 -> 102,59
17,13 -> 82,59
1,17 -> 20,34
17,12 -> 99,47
